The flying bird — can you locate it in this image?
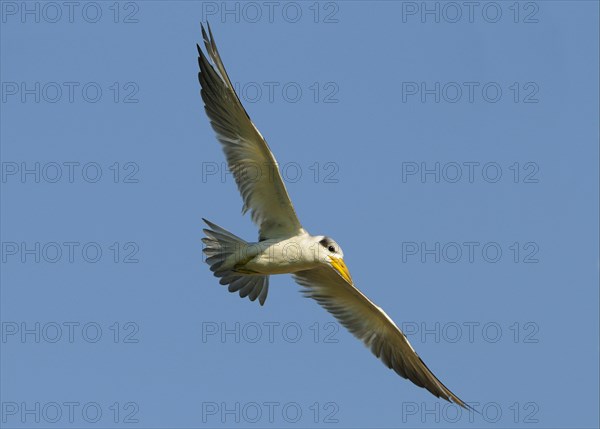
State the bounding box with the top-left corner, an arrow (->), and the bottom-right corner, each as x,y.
197,23 -> 471,408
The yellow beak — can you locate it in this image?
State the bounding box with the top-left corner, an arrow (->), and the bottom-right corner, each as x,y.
329,256 -> 353,284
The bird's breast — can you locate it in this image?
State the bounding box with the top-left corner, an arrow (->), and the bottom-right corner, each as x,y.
242,236 -> 319,275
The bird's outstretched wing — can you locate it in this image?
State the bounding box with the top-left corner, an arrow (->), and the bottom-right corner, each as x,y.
197,23 -> 304,240
293,266 -> 471,408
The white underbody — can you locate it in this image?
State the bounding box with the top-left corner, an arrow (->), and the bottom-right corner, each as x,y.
230,233 -> 325,275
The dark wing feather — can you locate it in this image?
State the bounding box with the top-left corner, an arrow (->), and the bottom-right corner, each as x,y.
197,23 -> 304,239
293,266 -> 471,409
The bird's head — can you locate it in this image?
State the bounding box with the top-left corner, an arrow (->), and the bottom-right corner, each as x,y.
314,236 -> 353,284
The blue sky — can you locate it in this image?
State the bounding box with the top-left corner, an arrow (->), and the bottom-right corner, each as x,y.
1,1 -> 598,428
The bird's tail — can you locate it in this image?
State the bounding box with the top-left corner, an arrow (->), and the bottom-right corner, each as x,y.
202,218 -> 269,305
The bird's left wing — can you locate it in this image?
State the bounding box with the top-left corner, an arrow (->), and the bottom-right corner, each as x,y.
293,266 -> 471,408
197,23 -> 304,240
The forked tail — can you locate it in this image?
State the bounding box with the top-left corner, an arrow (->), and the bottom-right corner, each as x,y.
202,218 -> 269,305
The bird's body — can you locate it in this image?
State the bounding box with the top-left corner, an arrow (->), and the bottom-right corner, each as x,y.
197,23 -> 472,409
242,235 -> 334,275
215,234 -> 328,275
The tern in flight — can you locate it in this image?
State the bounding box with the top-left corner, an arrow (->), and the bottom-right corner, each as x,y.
197,23 -> 471,408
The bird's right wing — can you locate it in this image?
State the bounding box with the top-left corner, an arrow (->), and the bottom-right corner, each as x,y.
293,266 -> 471,409
197,23 -> 304,240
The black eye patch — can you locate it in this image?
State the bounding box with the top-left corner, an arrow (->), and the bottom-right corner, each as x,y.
319,237 -> 330,247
